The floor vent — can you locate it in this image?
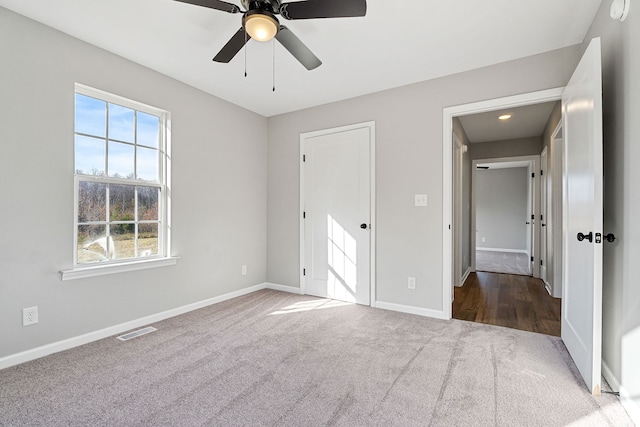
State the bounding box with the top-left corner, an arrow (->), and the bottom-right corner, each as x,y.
116,326 -> 157,341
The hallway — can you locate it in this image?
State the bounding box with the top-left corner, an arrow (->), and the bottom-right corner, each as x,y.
453,271 -> 561,336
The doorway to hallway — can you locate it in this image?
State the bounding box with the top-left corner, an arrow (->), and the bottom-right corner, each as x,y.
453,271 -> 561,336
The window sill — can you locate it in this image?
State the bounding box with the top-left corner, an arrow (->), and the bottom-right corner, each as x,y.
59,257 -> 179,281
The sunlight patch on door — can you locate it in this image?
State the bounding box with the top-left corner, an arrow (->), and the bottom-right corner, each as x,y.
327,214 -> 357,302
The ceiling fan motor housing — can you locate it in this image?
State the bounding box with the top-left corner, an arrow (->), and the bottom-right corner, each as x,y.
241,0 -> 281,13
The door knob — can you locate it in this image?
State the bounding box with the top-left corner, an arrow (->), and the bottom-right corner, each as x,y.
605,233 -> 616,243
360,223 -> 368,229
577,232 -> 593,243
541,224 -> 547,227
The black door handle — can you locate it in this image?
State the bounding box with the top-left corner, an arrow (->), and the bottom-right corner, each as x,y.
577,232 -> 593,243
541,224 -> 546,227
605,233 -> 616,243
360,223 -> 368,229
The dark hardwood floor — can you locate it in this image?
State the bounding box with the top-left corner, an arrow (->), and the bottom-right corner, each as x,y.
453,271 -> 561,337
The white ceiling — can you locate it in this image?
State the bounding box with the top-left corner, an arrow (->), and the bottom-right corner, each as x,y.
0,0 -> 602,117
459,101 -> 558,143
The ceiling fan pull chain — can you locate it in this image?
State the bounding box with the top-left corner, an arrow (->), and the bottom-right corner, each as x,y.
272,38 -> 276,92
244,30 -> 248,77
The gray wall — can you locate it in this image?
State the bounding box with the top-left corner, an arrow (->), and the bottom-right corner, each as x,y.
0,9 -> 268,358
267,46 -> 582,310
581,0 -> 640,411
476,168 -> 528,251
469,136 -> 543,160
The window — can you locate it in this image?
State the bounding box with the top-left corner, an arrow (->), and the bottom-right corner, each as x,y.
73,84 -> 170,268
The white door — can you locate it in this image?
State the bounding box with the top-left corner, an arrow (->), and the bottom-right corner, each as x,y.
540,147 -> 548,284
561,38 -> 603,395
526,163 -> 534,275
302,123 -> 373,305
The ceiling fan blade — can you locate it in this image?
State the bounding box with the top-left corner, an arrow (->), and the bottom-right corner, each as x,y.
279,0 -> 366,20
174,0 -> 241,14
213,28 -> 249,63
275,26 -> 322,70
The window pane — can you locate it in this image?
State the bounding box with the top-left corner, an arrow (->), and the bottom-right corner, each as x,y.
111,228 -> 136,260
109,184 -> 135,222
138,186 -> 159,221
108,141 -> 134,179
78,181 -> 107,222
136,146 -> 159,182
77,224 -> 108,263
138,223 -> 158,257
137,112 -> 159,149
75,135 -> 106,176
75,94 -> 106,137
108,103 -> 134,143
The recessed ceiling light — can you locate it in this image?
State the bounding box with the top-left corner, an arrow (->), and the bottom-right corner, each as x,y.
498,114 -> 512,120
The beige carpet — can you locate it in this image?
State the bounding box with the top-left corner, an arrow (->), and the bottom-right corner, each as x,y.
0,290 -> 632,426
476,249 -> 531,275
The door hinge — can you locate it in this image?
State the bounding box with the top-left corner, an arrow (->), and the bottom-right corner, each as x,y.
541,169 -> 544,176
303,211 -> 306,219
303,268 -> 306,276
531,256 -> 534,262
449,224 -> 451,230
540,260 -> 543,266
532,172 -> 535,178
303,154 -> 306,162
531,214 -> 535,220
541,214 -> 544,221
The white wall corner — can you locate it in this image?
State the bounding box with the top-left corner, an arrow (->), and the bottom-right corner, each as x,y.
602,360 -> 621,391
375,300 -> 449,320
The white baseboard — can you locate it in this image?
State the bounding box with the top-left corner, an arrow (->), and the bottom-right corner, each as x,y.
457,267 -> 472,287
602,361 -> 639,425
264,282 -> 303,294
476,247 -> 528,254
375,300 -> 449,320
0,282 -> 286,371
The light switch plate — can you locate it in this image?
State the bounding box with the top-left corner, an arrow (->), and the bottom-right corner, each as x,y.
414,194 -> 428,207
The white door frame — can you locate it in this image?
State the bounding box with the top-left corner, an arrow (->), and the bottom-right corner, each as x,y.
299,121 -> 377,306
540,146 -> 549,288
471,156 -> 540,277
551,120 -> 564,298
453,133 -> 464,288
442,88 -> 563,319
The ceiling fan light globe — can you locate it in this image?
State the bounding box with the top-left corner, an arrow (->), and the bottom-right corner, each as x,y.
244,13 -> 279,42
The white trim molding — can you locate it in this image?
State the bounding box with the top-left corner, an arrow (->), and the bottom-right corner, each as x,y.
476,248 -> 529,254
442,88 -> 564,320
375,301 -> 449,320
60,257 -> 179,280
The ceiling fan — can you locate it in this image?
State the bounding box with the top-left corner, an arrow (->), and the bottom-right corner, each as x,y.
175,0 -> 367,70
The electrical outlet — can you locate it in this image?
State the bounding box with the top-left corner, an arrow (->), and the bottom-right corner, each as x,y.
241,265 -> 247,276
408,277 -> 416,290
22,306 -> 38,326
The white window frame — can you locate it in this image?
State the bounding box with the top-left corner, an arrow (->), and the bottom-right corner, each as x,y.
60,84 -> 176,280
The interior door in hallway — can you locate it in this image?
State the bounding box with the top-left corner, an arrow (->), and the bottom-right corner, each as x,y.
562,37 -> 603,396
540,146 -> 548,284
301,123 -> 374,305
